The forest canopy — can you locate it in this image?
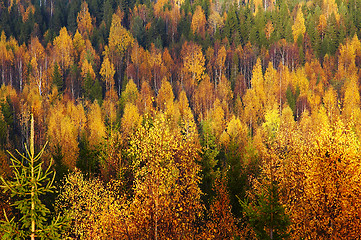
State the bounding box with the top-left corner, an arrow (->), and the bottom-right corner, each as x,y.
1,0 -> 361,238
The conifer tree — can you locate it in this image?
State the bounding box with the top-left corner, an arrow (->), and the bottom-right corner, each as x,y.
0,115 -> 68,239
241,179 -> 290,240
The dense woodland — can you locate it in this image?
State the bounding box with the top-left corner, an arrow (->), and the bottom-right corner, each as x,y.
1,0 -> 361,238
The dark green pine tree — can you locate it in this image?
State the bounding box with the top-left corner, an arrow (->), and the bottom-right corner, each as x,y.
199,120 -> 220,209
83,73 -> 102,103
241,179 -> 290,240
52,62 -> 63,94
103,0 -> 115,33
250,7 -> 267,48
223,4 -> 240,44
0,115 -> 68,240
324,13 -> 338,56
306,13 -> 321,58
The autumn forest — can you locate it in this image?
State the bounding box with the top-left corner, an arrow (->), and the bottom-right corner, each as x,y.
1,0 -> 361,238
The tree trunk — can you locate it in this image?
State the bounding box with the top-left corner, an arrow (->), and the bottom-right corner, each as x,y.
30,115 -> 35,240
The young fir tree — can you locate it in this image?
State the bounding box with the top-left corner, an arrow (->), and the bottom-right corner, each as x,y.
0,115 -> 68,239
241,180 -> 290,240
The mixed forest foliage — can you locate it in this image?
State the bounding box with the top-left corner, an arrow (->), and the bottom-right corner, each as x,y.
1,0 -> 361,238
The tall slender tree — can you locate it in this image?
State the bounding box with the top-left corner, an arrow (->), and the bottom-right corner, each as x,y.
0,115 -> 68,239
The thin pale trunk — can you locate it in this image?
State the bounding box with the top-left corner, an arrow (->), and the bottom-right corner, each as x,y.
30,115 -> 35,240
10,68 -> 12,87
19,59 -> 23,91
51,0 -> 53,17
39,66 -> 42,96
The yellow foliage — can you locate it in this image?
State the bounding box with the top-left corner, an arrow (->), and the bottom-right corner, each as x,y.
323,0 -> 340,22
48,100 -> 86,169
265,21 -> 274,40
216,77 -> 233,118
220,115 -> 247,148
182,41 -> 206,83
252,58 -> 266,105
337,35 -> 361,79
323,86 -> 339,121
119,79 -> 139,109
204,178 -> 238,238
264,61 -> 279,108
193,76 -> 215,121
138,80 -> 155,114
263,106 -> 280,139
343,77 -> 360,121
77,1 -> 93,38
100,57 -> 115,91
208,8 -> 224,35
73,30 -> 85,55
154,0 -> 168,17
87,101 -> 106,149
56,170 -> 127,239
156,79 -> 174,112
208,98 -> 225,140
81,59 -> 96,80
107,12 -> 134,58
268,110 -> 361,239
53,27 -> 74,71
191,6 -> 206,38
127,114 -> 203,239
292,7 -> 306,42
121,103 -> 141,138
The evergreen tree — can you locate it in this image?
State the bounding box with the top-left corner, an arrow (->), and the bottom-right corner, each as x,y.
223,4 -> 240,43
325,13 -> 338,55
67,0 -> 81,34
200,120 -> 220,208
0,115 -> 68,239
103,0 -> 115,33
52,62 -> 63,93
131,16 -> 146,48
83,73 -> 102,103
241,180 -> 290,240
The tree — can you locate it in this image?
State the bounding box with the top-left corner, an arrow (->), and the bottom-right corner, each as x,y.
48,101 -> 85,170
215,46 -> 227,87
76,1 -> 93,39
193,76 -> 215,121
138,81 -> 155,114
208,7 -> 224,37
242,179 -> 290,240
292,7 -> 306,43
243,58 -> 267,131
0,115 -> 68,239
56,170 -> 125,239
29,37 -> 47,96
191,6 -> 206,39
52,62 -> 63,93
181,41 -> 206,97
100,57 -> 115,93
274,110 -> 361,239
104,9 -> 134,95
0,31 -> 13,86
204,177 -> 238,239
119,79 -> 139,110
86,101 -> 106,149
156,79 -> 174,112
81,59 -> 101,102
323,0 -> 340,22
127,114 -> 203,239
121,102 -> 141,138
53,27 -> 73,73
